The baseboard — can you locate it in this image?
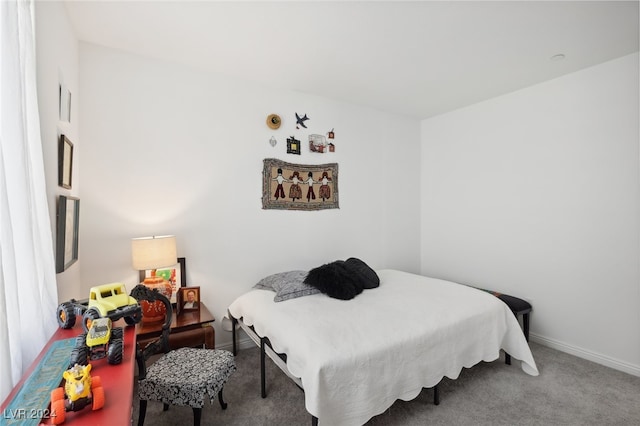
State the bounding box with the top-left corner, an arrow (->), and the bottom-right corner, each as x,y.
530,333 -> 640,377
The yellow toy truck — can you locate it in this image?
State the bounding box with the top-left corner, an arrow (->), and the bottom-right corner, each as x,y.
50,363 -> 104,424
56,282 -> 142,332
69,317 -> 124,367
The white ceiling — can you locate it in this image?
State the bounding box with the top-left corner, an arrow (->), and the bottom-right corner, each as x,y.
63,0 -> 639,119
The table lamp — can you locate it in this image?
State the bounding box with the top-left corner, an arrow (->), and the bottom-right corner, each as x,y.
132,235 -> 177,322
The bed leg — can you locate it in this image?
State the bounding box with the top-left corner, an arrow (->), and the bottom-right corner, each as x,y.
311,415 -> 318,426
505,352 -> 512,365
433,385 -> 440,405
260,337 -> 267,398
231,315 -> 238,356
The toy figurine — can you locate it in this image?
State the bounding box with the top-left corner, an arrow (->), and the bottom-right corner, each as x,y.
50,363 -> 104,424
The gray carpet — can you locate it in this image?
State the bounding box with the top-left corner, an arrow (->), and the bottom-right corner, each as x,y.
132,342 -> 640,425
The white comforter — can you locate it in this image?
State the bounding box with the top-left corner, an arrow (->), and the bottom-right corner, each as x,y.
228,269 -> 538,426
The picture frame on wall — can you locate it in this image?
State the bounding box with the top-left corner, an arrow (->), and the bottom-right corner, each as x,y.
286,136 -> 301,155
55,195 -> 80,273
176,286 -> 200,316
139,257 -> 186,304
58,135 -> 73,189
59,83 -> 71,123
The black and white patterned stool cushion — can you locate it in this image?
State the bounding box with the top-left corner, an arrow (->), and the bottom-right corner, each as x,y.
139,347 -> 236,408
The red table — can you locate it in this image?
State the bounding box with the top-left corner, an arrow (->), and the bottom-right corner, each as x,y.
0,318 -> 136,425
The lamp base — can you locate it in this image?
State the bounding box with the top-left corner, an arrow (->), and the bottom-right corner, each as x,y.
141,276 -> 172,323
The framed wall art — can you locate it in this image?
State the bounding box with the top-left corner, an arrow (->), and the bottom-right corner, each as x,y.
139,257 -> 186,304
286,136 -> 301,155
58,135 -> 73,189
262,158 -> 339,211
55,195 -> 80,273
59,83 -> 71,123
309,134 -> 328,153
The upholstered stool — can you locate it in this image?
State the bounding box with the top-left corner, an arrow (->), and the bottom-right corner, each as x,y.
481,290 -> 532,365
494,294 -> 531,340
138,347 -> 236,426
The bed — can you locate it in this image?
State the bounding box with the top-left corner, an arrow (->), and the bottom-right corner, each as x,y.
228,269 -> 538,426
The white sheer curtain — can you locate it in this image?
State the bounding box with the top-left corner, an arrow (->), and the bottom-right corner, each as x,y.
0,0 -> 58,403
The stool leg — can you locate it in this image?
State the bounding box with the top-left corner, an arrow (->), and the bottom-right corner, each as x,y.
523,313 -> 530,342
138,400 -> 147,426
192,407 -> 201,426
218,389 -> 228,409
504,310 -> 520,365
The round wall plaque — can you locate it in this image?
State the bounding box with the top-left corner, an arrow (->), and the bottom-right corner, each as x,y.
266,114 -> 281,129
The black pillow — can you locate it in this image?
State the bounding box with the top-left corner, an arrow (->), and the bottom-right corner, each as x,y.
304,260 -> 364,300
345,258 -> 380,289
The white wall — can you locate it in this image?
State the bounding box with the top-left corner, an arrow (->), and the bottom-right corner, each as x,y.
78,43 -> 421,348
37,5 -> 638,375
34,0 -> 81,303
420,53 -> 640,375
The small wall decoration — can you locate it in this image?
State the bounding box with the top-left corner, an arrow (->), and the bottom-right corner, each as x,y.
266,114 -> 281,129
269,136 -> 278,147
58,135 -> 73,189
176,286 -> 201,316
59,82 -> 71,123
262,158 -> 339,210
309,134 -> 328,153
56,195 -> 80,273
295,112 -> 309,129
139,257 -> 186,304
287,136 -> 301,155
327,128 -> 335,139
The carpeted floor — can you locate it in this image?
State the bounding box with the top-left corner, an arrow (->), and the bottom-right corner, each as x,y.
131,342 -> 640,425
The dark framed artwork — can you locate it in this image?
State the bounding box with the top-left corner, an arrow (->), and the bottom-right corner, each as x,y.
176,286 -> 201,316
56,195 -> 80,273
139,257 -> 186,304
58,135 -> 73,189
58,83 -> 71,122
286,136 -> 301,155
262,158 -> 339,210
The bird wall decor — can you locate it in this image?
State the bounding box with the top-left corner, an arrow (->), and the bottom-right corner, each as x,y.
295,112 -> 309,129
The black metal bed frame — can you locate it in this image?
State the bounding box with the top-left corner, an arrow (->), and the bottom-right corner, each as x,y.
230,314 -> 440,425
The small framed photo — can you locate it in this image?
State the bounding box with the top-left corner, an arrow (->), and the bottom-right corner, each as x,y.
58,135 -> 73,189
176,286 -> 200,316
55,195 -> 80,273
139,257 -> 186,304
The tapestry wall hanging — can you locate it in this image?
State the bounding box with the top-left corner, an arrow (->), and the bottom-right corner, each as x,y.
262,158 -> 339,210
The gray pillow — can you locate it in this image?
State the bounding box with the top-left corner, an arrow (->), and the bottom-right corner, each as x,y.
254,271 -> 289,291
254,270 -> 321,302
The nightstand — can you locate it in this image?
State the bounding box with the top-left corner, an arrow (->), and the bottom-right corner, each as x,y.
136,302 -> 215,350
